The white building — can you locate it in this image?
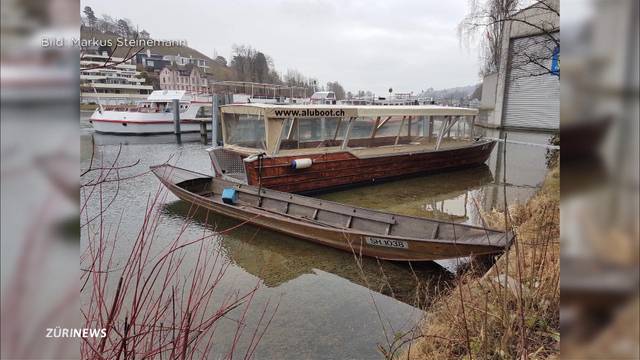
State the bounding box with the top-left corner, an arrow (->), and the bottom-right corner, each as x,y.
480,0 -> 560,130
162,53 -> 209,72
80,50 -> 153,104
159,64 -> 209,94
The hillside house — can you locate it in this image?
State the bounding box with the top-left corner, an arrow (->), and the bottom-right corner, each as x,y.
159,64 -> 209,94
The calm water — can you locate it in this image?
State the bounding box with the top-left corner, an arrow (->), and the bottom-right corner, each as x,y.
80,112 -> 551,359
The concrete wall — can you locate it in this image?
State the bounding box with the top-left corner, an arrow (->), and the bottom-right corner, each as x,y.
479,73 -> 499,127
491,0 -> 559,130
510,0 -> 559,38
480,72 -> 498,109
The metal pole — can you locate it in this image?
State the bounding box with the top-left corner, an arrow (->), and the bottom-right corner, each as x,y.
471,115 -> 476,138
172,99 -> 181,135
211,94 -> 220,146
435,116 -> 449,150
463,116 -> 467,138
395,116 -> 406,145
428,116 -> 434,142
341,117 -> 355,150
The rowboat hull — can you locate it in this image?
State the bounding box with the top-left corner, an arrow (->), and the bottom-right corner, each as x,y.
151,165 -> 511,262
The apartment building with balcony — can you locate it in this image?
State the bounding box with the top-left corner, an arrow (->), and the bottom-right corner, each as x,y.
80,48 -> 154,104
162,53 -> 209,72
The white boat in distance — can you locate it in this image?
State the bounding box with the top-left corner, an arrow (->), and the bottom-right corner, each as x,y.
89,90 -> 212,134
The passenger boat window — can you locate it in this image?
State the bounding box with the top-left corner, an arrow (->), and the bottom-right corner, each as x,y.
278,117 -> 345,150
410,117 -> 424,140
346,117 -> 376,147
223,113 -> 266,150
371,116 -> 406,145
371,116 -> 425,146
431,116 -> 452,139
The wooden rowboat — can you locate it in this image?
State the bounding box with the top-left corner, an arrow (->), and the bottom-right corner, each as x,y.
151,164 -> 513,262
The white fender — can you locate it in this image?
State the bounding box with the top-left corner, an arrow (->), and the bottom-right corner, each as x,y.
290,158 -> 312,169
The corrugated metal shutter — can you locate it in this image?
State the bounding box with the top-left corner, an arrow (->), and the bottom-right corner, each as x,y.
503,34 -> 560,130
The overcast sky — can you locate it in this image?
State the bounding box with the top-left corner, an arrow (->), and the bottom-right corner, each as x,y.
82,0 -> 482,94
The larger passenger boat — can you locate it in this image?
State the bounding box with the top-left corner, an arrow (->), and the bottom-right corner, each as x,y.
209,104 -> 496,193
89,90 -> 212,134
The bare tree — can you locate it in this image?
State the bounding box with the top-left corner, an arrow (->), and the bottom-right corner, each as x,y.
284,69 -> 318,96
98,14 -> 117,34
326,81 -> 346,100
459,0 -> 559,79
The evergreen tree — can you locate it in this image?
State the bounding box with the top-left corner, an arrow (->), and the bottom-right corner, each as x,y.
83,6 -> 97,28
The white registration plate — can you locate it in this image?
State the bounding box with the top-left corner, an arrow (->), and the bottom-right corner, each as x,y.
365,237 -> 408,249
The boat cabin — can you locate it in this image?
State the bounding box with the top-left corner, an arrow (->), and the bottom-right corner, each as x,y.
310,91 -> 337,104
210,104 -> 495,193
101,90 -> 211,115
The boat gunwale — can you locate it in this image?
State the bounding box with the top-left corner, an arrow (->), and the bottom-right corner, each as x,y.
253,139 -> 496,169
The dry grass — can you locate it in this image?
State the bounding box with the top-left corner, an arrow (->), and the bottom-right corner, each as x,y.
404,166 -> 560,359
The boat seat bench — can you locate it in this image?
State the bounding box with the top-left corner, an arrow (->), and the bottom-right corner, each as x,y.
228,184 -> 398,226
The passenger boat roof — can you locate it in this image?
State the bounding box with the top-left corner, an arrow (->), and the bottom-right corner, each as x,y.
220,103 -> 479,117
147,90 -> 187,101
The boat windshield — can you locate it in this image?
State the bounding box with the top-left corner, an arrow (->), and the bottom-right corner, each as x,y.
223,113 -> 266,150
278,117 -> 346,150
221,105 -> 479,155
277,116 -> 432,151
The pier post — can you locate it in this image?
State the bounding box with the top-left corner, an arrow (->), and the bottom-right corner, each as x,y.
172,99 -> 181,135
211,94 -> 221,146
200,121 -> 207,143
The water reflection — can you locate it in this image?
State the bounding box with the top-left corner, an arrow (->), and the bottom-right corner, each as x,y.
318,165 -> 494,224
162,201 -> 452,308
483,128 -> 552,209
90,132 -> 209,146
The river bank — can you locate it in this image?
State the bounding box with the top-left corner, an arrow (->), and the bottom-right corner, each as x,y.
404,165 -> 560,359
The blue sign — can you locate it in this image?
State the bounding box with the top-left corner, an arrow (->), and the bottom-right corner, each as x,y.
551,46 -> 560,76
